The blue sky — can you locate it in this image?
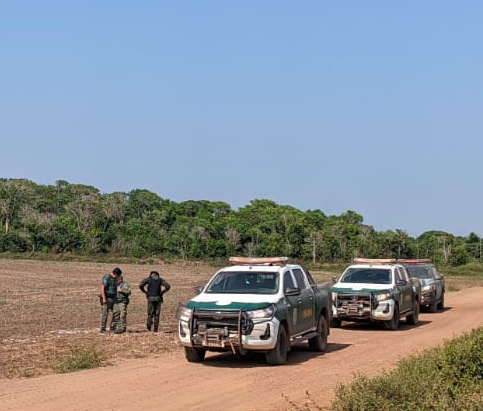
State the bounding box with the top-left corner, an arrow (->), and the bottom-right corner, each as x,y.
1,2 -> 482,238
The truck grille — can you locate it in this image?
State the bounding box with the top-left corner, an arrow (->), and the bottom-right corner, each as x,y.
336,294 -> 373,316
192,308 -> 253,336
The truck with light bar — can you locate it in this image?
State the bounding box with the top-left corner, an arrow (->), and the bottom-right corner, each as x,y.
397,259 -> 445,313
176,256 -> 332,365
331,258 -> 421,330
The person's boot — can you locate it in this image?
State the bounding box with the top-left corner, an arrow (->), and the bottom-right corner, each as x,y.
114,328 -> 125,334
100,328 -> 106,333
147,324 -> 152,331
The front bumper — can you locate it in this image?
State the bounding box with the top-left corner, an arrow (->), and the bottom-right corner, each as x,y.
420,291 -> 435,306
178,308 -> 280,352
332,294 -> 395,322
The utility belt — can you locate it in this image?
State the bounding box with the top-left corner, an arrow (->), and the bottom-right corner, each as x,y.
147,295 -> 163,303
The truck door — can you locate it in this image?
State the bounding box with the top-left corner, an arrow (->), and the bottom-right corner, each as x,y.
292,268 -> 316,332
396,267 -> 413,312
283,270 -> 299,335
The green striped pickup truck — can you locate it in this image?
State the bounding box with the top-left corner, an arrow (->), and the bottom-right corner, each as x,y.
177,257 -> 332,365
331,258 -> 421,330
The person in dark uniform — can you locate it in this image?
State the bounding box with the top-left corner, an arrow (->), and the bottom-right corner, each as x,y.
99,267 -> 122,332
139,270 -> 171,332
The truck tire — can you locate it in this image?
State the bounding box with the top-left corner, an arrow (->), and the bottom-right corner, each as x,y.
437,291 -> 445,310
266,325 -> 287,365
308,315 -> 328,352
184,347 -> 206,362
406,300 -> 419,325
429,292 -> 437,313
385,304 -> 399,331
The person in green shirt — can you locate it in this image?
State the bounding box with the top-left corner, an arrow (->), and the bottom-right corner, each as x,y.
99,267 -> 122,332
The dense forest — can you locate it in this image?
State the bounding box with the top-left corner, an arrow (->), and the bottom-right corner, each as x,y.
0,178 -> 480,266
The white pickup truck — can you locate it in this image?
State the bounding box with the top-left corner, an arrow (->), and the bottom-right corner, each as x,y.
331,258 -> 421,330
177,256 -> 332,365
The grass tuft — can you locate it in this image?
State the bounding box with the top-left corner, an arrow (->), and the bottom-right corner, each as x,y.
53,344 -> 105,373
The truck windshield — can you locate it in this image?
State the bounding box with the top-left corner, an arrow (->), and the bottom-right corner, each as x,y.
405,265 -> 433,279
341,268 -> 391,284
205,271 -> 279,294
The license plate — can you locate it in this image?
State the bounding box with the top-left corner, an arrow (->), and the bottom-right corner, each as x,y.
204,340 -> 224,348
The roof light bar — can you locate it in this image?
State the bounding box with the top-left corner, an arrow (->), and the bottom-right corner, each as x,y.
229,256 -> 289,266
396,259 -> 432,264
353,258 -> 396,264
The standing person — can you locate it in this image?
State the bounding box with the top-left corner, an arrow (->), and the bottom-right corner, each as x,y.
114,275 -> 131,334
139,270 -> 171,332
99,267 -> 122,332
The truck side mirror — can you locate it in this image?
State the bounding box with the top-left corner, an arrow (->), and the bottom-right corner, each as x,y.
193,286 -> 203,294
332,276 -> 339,284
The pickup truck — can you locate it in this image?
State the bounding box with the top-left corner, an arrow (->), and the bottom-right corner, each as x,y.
397,259 -> 445,313
177,256 -> 332,365
331,258 -> 421,330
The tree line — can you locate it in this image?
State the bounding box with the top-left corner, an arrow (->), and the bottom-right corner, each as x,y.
0,178 -> 480,266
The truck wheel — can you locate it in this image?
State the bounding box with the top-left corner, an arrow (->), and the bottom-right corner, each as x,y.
437,292 -> 445,310
266,325 -> 287,365
406,300 -> 419,325
184,347 -> 206,363
385,304 -> 399,331
309,315 -> 328,352
429,293 -> 437,313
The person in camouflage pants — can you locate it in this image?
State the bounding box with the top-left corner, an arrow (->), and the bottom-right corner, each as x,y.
99,267 -> 122,332
114,275 -> 131,334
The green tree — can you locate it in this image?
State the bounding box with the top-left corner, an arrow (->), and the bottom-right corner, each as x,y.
449,245 -> 469,266
0,179 -> 33,233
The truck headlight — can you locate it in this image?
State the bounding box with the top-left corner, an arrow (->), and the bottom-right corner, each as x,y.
374,292 -> 391,302
245,305 -> 276,320
177,304 -> 193,322
332,292 -> 337,302
422,285 -> 435,292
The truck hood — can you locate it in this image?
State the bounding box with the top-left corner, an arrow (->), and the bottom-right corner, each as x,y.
187,292 -> 278,310
414,278 -> 434,287
332,283 -> 392,293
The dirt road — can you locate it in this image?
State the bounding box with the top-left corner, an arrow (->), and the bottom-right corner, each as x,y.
1,286 -> 483,411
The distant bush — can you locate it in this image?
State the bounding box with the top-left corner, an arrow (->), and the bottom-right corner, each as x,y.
0,232 -> 29,252
330,327 -> 483,411
443,263 -> 483,277
53,344 -> 105,373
